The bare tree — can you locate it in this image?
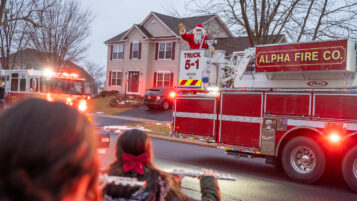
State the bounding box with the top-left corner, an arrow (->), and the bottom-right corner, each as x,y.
187,0 -> 357,46
0,0 -> 44,28
0,0 -> 53,69
83,61 -> 105,94
28,0 -> 92,71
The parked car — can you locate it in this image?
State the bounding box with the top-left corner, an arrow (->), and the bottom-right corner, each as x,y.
143,87 -> 176,110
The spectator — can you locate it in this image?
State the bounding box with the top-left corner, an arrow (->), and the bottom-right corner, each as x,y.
102,129 -> 221,201
0,98 -> 100,201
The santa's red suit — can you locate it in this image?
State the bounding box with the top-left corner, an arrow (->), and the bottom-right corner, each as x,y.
180,24 -> 210,49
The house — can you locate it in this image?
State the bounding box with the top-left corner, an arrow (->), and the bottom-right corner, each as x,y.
105,12 -> 233,96
0,48 -> 93,93
105,12 -> 287,96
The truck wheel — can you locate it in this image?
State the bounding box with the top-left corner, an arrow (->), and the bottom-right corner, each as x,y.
342,146 -> 357,192
162,100 -> 170,110
282,136 -> 326,183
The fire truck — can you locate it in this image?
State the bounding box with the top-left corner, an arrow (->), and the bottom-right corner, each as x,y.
1,69 -> 89,111
172,39 -> 357,192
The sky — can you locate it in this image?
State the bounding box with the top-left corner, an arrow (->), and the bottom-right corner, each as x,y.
78,0 -> 192,67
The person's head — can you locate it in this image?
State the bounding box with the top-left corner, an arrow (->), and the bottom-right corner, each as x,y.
193,24 -> 206,44
0,98 -> 99,201
109,129 -> 154,177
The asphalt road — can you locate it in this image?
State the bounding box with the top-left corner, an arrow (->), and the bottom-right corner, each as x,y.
114,105 -> 172,121
99,131 -> 357,201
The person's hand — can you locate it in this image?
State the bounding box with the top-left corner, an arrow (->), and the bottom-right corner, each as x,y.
201,169 -> 218,179
209,46 -> 215,54
178,23 -> 185,32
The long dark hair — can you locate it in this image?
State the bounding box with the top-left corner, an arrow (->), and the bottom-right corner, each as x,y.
108,129 -> 155,178
0,98 -> 99,201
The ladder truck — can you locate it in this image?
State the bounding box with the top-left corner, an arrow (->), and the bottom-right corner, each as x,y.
172,39 -> 357,192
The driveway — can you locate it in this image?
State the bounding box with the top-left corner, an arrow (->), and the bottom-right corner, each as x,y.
114,105 -> 172,121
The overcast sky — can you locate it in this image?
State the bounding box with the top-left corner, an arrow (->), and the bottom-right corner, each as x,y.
78,0 -> 192,67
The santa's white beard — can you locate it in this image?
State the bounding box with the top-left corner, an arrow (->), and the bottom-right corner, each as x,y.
194,32 -> 202,44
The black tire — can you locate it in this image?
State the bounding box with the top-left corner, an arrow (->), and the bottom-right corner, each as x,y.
342,146 -> 357,192
282,136 -> 326,183
161,100 -> 170,110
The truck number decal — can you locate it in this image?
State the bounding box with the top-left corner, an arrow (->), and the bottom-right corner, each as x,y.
185,59 -> 200,70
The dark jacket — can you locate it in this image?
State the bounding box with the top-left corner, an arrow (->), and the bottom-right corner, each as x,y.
102,169 -> 220,201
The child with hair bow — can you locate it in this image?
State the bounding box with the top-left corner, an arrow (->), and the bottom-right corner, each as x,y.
102,129 -> 221,201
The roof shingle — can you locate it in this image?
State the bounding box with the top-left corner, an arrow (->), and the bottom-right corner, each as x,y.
105,12 -> 216,44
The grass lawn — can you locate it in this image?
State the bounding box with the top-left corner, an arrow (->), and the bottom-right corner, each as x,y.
104,122 -> 171,136
87,97 -> 135,115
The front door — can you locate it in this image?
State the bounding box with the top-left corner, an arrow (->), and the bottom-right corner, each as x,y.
128,71 -> 139,93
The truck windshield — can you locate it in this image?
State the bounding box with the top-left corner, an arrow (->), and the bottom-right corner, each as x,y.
40,77 -> 84,95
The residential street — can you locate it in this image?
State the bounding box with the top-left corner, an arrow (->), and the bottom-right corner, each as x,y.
95,114 -> 357,201
114,105 -> 172,121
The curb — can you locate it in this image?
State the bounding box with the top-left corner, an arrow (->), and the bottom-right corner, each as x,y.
148,133 -> 217,148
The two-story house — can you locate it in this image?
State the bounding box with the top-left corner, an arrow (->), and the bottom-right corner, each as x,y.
105,12 -> 234,96
105,12 -> 287,96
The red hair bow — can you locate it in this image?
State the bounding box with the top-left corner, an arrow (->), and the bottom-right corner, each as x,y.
122,153 -> 149,175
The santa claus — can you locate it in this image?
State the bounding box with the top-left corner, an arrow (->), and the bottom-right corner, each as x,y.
179,23 -> 215,53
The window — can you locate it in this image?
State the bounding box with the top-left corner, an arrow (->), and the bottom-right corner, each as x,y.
112,44 -> 124,60
20,78 -> 26,91
132,42 -> 139,59
111,71 -> 122,86
156,72 -> 172,87
11,73 -> 18,91
30,78 -> 38,92
158,42 -> 172,59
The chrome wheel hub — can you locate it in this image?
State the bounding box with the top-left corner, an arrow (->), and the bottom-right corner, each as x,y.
290,146 -> 317,174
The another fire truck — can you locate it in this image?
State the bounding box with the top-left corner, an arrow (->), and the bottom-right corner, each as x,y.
172,39 -> 357,192
1,69 -> 89,111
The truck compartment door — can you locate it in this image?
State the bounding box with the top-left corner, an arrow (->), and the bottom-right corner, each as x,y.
173,96 -> 217,141
219,92 -> 263,148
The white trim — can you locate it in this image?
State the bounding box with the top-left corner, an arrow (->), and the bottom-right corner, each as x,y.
287,119 -> 357,131
219,115 -> 261,123
158,42 -> 173,60
174,112 -> 217,120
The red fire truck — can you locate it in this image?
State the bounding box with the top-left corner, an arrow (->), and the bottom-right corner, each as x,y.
1,69 -> 89,111
173,39 -> 357,192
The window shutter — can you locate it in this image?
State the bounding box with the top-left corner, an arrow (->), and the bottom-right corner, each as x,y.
138,42 -> 142,59
171,42 -> 176,60
129,42 -> 133,59
110,45 -> 113,60
153,72 -> 157,87
108,71 -> 112,86
122,45 -> 124,59
155,43 -> 158,60
170,72 -> 174,87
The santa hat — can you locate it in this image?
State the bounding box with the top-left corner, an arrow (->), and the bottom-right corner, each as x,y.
195,24 -> 204,31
